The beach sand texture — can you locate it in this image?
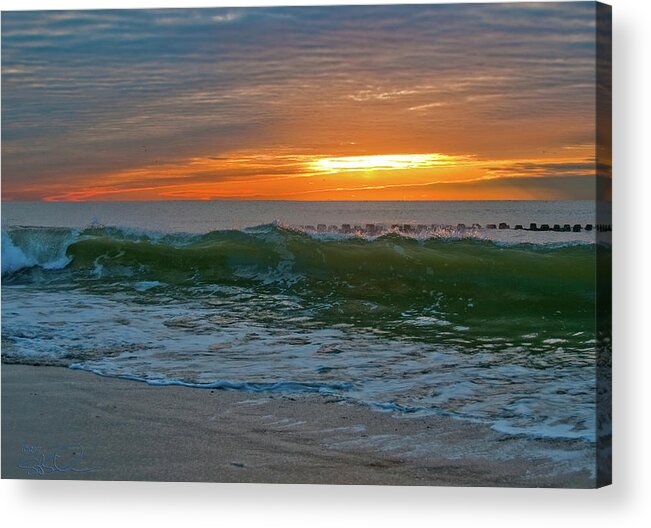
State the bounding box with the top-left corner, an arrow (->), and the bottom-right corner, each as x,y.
2,365 -> 594,487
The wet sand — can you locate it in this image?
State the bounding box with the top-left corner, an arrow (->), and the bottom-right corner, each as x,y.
1,364 -> 594,486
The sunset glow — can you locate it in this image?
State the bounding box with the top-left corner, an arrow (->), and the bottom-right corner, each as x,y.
1,4 -> 608,202
308,154 -> 463,173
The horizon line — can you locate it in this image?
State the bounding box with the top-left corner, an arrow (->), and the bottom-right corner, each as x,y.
1,198 -> 599,204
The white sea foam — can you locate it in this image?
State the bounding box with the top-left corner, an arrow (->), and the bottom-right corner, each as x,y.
2,283 -> 601,445
2,233 -> 36,274
1,228 -> 75,275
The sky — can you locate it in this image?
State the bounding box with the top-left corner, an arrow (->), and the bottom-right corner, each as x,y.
1,2 -> 609,201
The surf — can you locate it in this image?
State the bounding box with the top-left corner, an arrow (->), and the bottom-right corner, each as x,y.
3,224 -> 608,332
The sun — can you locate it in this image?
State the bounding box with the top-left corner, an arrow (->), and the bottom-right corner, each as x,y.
308,154 -> 462,173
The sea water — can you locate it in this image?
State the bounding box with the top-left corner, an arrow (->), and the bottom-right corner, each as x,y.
1,201 -> 610,450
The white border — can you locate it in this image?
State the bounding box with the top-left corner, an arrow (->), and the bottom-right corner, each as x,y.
1,0 -> 649,527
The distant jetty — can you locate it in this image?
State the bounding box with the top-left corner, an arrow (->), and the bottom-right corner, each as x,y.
294,223 -> 611,234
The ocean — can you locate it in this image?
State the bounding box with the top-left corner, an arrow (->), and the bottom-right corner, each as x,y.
1,200 -> 610,452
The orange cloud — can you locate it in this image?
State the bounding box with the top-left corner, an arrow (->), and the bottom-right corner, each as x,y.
33,148 -> 595,202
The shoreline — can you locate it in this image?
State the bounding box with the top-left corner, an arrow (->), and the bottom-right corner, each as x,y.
1,364 -> 595,486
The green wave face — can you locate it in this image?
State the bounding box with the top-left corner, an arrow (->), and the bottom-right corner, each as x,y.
3,225 -> 606,347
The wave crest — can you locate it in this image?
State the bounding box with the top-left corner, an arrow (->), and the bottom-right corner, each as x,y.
2,224 -> 607,300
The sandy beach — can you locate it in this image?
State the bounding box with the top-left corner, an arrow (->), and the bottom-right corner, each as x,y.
1,364 -> 594,486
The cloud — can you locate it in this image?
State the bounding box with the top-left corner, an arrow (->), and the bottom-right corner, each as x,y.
1,3 -> 601,200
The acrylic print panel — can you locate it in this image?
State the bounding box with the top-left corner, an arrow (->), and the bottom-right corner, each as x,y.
1,2 -> 611,487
